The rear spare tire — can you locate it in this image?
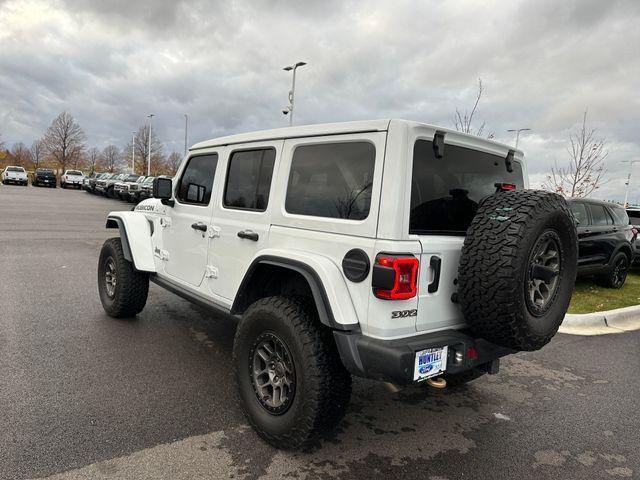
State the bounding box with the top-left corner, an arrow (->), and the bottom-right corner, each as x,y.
458,190 -> 577,351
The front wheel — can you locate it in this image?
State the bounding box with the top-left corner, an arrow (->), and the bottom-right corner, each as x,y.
597,252 -> 630,289
233,296 -> 352,449
98,237 -> 149,318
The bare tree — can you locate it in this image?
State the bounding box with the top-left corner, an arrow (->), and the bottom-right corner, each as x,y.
86,147 -> 100,175
123,125 -> 164,175
543,110 -> 607,197
454,78 -> 494,139
10,142 -> 32,168
101,145 -> 122,172
43,112 -> 86,174
30,139 -> 45,169
166,152 -> 182,175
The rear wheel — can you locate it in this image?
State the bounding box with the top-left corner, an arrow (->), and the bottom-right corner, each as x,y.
596,251 -> 630,289
233,296 -> 352,449
98,237 -> 149,318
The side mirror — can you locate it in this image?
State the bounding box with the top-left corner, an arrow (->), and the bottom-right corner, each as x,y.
153,177 -> 174,206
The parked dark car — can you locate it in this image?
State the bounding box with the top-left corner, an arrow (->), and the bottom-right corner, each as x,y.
32,168 -> 57,187
568,198 -> 634,288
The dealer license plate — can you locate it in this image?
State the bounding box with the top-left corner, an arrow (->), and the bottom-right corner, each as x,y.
414,346 -> 448,381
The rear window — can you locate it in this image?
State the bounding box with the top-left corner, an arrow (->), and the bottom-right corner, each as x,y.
224,148 -> 276,211
7,167 -> 25,172
410,140 -> 524,235
285,142 -> 375,220
67,170 -> 82,176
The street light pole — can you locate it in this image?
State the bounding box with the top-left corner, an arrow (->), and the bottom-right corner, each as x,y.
131,131 -> 136,174
184,114 -> 188,157
507,128 -> 532,149
283,61 -> 307,127
147,114 -> 154,176
621,160 -> 640,207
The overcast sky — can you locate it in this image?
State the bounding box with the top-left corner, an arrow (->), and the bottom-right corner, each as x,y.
1,0 -> 639,201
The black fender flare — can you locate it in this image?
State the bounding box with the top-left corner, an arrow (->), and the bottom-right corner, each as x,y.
611,242 -> 634,264
231,255 -> 357,332
106,217 -> 134,264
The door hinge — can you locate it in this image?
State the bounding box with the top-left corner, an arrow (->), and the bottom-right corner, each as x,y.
205,265 -> 218,279
153,247 -> 169,261
160,217 -> 172,228
208,226 -> 221,238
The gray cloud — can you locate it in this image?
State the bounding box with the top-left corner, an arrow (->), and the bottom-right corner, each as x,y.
1,0 -> 639,200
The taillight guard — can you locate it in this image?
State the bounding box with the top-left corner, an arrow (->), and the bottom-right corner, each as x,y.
372,254 -> 419,300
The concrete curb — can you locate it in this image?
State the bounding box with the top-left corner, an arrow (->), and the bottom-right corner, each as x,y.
559,304 -> 640,336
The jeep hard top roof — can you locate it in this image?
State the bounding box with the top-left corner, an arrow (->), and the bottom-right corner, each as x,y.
189,119 -> 522,155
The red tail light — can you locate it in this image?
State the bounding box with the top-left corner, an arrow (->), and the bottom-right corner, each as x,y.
372,254 -> 419,300
495,182 -> 516,191
467,346 -> 478,361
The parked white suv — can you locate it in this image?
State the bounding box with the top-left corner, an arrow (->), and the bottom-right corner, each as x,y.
2,165 -> 28,186
97,120 -> 578,448
60,170 -> 84,189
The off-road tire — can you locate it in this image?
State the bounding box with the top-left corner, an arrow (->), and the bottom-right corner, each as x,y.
98,237 -> 149,318
233,296 -> 352,449
596,251 -> 630,289
458,189 -> 578,351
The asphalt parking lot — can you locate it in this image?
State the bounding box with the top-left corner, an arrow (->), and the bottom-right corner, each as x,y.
1,184 -> 639,480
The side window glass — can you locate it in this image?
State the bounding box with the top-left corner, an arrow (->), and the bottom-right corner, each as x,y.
570,203 -> 589,226
224,149 -> 276,211
589,205 -> 611,226
609,207 -> 628,225
285,142 -> 375,220
177,154 -> 218,205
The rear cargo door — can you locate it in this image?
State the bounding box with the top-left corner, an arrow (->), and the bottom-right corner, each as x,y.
410,137 -> 525,333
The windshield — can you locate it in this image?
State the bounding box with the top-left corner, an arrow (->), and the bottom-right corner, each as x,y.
124,174 -> 140,182
143,177 -> 154,184
6,166 -> 25,172
410,140 -> 524,235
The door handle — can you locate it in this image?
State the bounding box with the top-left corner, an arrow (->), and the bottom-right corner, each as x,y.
237,230 -> 259,241
191,222 -> 207,232
427,256 -> 442,293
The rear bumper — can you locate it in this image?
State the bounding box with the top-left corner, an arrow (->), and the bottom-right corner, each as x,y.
333,329 -> 514,385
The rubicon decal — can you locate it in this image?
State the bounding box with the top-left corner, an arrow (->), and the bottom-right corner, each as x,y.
135,205 -> 155,212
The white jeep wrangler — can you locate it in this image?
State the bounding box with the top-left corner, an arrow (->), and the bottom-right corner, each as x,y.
97,119 -> 578,448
